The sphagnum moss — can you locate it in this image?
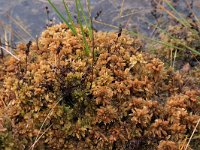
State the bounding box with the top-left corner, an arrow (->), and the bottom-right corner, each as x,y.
0,24 -> 199,150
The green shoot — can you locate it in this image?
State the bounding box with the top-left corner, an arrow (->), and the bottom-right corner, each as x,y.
75,0 -> 90,56
47,0 -> 77,35
63,0 -> 76,28
77,0 -> 93,40
47,0 -> 91,55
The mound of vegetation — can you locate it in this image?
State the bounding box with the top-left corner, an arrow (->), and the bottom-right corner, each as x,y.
155,23 -> 200,70
0,24 -> 199,150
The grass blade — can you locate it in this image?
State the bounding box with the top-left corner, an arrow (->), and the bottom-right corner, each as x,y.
75,0 -> 90,56
161,0 -> 199,35
63,0 -> 76,28
78,0 -> 92,40
142,19 -> 200,55
47,0 -> 77,35
164,0 -> 190,27
86,0 -> 93,40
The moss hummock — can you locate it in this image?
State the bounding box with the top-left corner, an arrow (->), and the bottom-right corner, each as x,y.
0,24 -> 199,150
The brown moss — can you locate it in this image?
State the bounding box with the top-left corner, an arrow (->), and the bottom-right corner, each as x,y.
0,23 -> 199,149
157,140 -> 178,150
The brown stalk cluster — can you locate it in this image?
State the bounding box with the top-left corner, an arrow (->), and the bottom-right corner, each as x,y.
156,23 -> 200,70
0,24 -> 199,150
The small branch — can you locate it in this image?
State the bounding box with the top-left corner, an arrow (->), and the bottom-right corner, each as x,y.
30,99 -> 62,150
0,39 -> 4,58
184,118 -> 200,150
29,123 -> 53,150
90,17 -> 95,89
0,46 -> 20,61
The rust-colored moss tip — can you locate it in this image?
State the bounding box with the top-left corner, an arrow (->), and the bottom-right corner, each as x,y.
0,24 -> 199,149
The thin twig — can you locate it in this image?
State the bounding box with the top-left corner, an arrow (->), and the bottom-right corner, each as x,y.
172,49 -> 177,68
184,118 -> 200,150
29,123 -> 53,150
0,42 -> 16,49
30,99 -> 61,150
0,46 -> 20,61
0,39 -> 4,58
90,18 -> 95,89
86,0 -> 95,88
